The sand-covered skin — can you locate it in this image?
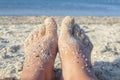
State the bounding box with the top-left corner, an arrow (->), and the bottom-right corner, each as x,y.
58,16 -> 97,80
0,16 -> 120,80
21,17 -> 58,80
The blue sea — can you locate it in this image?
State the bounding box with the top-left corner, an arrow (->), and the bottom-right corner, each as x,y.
0,0 -> 120,16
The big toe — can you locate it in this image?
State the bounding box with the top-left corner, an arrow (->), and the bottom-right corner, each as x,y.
61,16 -> 75,36
44,17 -> 57,35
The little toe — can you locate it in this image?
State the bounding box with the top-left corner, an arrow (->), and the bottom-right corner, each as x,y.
38,24 -> 46,37
80,30 -> 93,49
79,29 -> 86,42
44,17 -> 57,35
73,23 -> 92,48
84,37 -> 93,51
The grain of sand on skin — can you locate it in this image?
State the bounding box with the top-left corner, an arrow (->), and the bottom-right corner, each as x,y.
59,16 -> 98,80
0,16 -> 120,80
21,17 -> 58,80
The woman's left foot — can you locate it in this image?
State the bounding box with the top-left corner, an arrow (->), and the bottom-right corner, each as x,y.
21,17 -> 58,80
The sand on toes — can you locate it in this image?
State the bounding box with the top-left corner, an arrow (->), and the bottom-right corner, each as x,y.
21,17 -> 58,80
58,16 -> 98,80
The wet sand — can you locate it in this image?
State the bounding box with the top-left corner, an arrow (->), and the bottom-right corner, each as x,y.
0,16 -> 120,80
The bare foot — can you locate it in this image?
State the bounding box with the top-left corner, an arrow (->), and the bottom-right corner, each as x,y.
21,17 -> 58,80
59,16 -> 98,80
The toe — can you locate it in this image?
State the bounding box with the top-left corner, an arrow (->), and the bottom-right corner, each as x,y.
73,23 -> 91,47
84,36 -> 93,51
31,24 -> 46,39
73,24 -> 81,38
24,25 -> 45,47
79,29 -> 86,41
83,36 -> 90,46
44,17 -> 57,35
61,16 -> 75,36
73,24 -> 85,42
38,24 -> 46,37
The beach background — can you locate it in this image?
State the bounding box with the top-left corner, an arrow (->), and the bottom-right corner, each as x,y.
0,0 -> 120,16
0,0 -> 120,80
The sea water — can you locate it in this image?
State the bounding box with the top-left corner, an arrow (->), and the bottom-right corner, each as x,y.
0,0 -> 120,16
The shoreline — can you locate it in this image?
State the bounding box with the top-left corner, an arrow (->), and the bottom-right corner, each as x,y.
0,16 -> 120,25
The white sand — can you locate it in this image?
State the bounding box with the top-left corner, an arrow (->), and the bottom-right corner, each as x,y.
0,16 -> 120,80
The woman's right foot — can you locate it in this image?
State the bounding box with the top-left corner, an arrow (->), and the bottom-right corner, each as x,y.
59,16 -> 98,80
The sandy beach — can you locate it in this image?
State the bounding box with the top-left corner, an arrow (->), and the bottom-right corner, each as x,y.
0,16 -> 120,80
